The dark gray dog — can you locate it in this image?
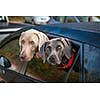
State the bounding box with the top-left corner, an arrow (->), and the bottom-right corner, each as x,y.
40,37 -> 72,65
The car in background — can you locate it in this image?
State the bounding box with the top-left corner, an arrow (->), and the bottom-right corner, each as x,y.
24,16 -> 100,25
0,16 -> 9,23
53,16 -> 100,23
24,16 -> 59,25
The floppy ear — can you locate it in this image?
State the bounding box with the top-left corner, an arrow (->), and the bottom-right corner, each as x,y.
38,32 -> 49,51
19,32 -> 25,51
19,32 -> 25,45
60,37 -> 72,59
19,34 -> 22,47
40,42 -> 49,63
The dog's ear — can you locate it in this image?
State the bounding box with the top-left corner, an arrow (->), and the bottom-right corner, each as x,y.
60,37 -> 72,59
19,32 -> 25,51
40,42 -> 49,63
38,32 -> 49,51
19,32 -> 25,45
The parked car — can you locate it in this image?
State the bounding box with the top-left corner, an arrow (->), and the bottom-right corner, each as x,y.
24,16 -> 100,25
0,18 -> 100,83
0,16 -> 9,23
24,16 -> 59,25
53,16 -> 100,23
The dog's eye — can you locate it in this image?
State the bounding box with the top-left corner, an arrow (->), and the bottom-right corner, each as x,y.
21,40 -> 25,44
29,41 -> 34,45
46,46 -> 51,52
56,45 -> 62,51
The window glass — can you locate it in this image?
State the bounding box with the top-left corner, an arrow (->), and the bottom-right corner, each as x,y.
53,16 -> 77,23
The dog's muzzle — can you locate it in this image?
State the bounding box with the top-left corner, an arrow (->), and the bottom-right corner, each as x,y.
48,55 -> 60,65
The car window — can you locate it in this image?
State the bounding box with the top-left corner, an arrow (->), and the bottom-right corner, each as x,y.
0,38 -> 26,73
0,37 -> 80,82
53,16 -> 77,23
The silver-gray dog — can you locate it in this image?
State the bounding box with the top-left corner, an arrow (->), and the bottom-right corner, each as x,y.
40,37 -> 72,65
19,29 -> 49,61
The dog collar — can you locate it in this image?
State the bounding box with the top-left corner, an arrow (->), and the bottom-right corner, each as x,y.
58,51 -> 75,69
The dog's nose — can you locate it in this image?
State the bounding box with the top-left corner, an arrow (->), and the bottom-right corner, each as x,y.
20,54 -> 26,61
49,55 -> 56,63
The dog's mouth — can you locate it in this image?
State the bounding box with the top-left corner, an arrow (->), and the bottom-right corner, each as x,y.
20,55 -> 32,62
20,57 -> 30,62
49,62 -> 57,66
48,61 -> 61,66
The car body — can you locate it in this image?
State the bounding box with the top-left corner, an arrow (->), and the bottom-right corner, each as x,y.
0,18 -> 100,83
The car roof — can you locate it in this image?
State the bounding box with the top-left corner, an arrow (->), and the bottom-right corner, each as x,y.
50,22 -> 100,32
0,22 -> 30,29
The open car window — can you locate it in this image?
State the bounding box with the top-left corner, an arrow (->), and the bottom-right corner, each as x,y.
0,34 -> 80,82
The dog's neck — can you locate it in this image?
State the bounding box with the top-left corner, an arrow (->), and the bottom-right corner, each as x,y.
58,48 -> 76,70
34,46 -> 41,59
61,55 -> 69,64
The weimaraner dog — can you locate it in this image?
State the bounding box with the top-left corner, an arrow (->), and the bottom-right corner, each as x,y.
19,29 -> 49,61
40,37 -> 72,65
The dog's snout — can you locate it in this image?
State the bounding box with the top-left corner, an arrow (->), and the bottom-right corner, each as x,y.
20,54 -> 26,61
20,50 -> 26,61
49,55 -> 56,63
51,55 -> 56,59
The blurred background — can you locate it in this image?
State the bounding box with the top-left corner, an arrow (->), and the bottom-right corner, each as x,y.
8,16 -> 100,24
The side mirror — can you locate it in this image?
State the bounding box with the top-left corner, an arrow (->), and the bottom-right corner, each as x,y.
0,56 -> 11,68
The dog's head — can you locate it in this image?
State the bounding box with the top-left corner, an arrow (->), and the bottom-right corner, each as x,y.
19,29 -> 49,61
40,37 -> 72,65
